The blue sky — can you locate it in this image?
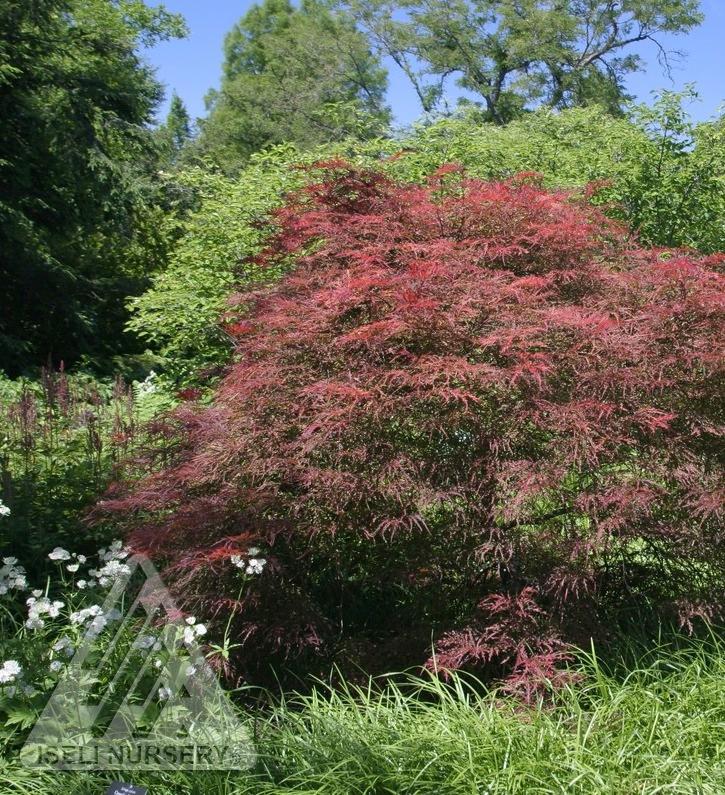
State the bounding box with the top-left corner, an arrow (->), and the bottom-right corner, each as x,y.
145,0 -> 724,127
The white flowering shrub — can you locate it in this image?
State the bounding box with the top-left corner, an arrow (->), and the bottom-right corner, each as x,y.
0,540 -> 212,753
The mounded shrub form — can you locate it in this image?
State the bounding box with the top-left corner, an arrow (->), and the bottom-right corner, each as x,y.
100,163 -> 724,694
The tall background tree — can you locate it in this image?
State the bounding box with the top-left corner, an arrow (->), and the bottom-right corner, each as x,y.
343,0 -> 703,121
156,91 -> 194,168
195,0 -> 390,172
0,0 -> 186,375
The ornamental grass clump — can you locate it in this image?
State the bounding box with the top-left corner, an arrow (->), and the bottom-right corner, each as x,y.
100,162 -> 724,691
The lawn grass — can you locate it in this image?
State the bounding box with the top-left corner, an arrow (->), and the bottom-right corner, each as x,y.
2,634 -> 723,794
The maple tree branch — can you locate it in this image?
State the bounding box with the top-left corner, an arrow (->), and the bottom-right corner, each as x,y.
499,506 -> 572,531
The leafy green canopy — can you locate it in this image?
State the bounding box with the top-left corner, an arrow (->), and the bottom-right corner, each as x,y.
0,0 -> 186,375
131,96 -> 724,384
342,0 -> 703,120
194,0 -> 390,173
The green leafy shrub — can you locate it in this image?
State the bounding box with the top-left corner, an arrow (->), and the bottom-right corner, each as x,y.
126,151 -> 303,383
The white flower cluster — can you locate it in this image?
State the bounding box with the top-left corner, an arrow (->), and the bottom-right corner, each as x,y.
82,540 -> 131,587
26,594 -> 64,630
49,541 -> 129,588
230,546 -> 267,576
182,616 -> 207,645
98,540 -> 130,563
69,604 -> 121,635
0,660 -> 35,695
52,635 -> 74,658
48,636 -> 74,674
0,556 -> 27,594
0,659 -> 21,684
90,559 -> 131,587
48,547 -> 87,574
66,554 -> 86,573
0,499 -> 10,517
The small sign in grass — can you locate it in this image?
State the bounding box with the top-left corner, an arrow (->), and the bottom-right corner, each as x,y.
104,782 -> 148,795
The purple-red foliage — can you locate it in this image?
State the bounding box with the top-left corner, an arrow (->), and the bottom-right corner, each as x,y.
431,588 -> 576,701
99,162 -> 725,691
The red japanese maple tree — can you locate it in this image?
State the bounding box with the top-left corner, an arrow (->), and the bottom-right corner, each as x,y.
101,163 -> 724,690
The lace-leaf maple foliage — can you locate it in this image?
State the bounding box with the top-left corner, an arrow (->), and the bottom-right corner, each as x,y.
99,162 -> 724,691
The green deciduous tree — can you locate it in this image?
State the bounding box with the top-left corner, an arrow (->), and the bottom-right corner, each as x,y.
194,0 -> 390,172
0,0 -> 186,375
343,0 -> 703,121
626,88 -> 725,252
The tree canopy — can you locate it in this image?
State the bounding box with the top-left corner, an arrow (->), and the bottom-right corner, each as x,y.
342,0 -> 704,120
156,92 -> 193,169
195,0 -> 390,172
128,96 -> 724,386
0,0 -> 185,374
